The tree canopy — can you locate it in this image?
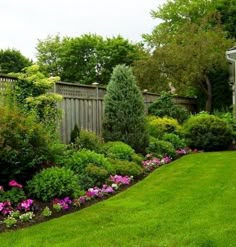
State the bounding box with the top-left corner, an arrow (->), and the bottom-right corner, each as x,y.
0,49 -> 32,74
134,0 -> 235,112
36,34 -> 144,85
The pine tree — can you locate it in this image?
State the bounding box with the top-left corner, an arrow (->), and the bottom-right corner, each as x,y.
103,65 -> 148,153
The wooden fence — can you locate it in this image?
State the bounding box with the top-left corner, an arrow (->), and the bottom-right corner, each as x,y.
0,75 -> 198,143
55,82 -> 198,143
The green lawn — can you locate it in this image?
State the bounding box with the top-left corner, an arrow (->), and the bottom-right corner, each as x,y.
0,151 -> 236,247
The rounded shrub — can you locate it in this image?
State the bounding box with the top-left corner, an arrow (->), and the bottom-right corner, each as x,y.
27,167 -> 81,202
103,65 -> 149,153
162,133 -> 186,150
108,159 -> 144,177
0,106 -> 52,185
146,137 -> 176,158
183,113 -> 232,151
147,116 -> 181,139
78,164 -> 109,190
65,149 -> 112,174
100,141 -> 135,161
75,130 -> 103,152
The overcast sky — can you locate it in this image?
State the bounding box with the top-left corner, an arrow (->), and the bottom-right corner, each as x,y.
0,0 -> 166,60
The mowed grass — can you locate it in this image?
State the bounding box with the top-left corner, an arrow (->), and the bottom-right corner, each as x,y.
0,151 -> 236,247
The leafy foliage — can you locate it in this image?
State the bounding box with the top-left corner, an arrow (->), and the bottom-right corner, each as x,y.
103,65 -> 149,153
36,34 -> 144,85
162,133 -> 186,150
146,138 -> 176,159
108,159 -> 143,177
183,113 -> 232,151
27,167 -> 81,202
0,105 -> 52,185
78,164 -> 109,190
148,92 -> 189,123
0,188 -> 26,205
135,0 -> 234,112
146,116 -> 181,139
100,141 -> 135,161
75,130 -> 103,152
0,49 -> 32,74
65,149 -> 111,175
11,65 -> 62,136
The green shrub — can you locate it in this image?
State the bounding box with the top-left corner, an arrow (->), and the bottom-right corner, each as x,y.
131,153 -> 144,165
146,116 -> 181,139
214,112 -> 236,140
148,92 -> 189,123
78,164 -> 109,190
49,143 -> 77,166
70,124 -> 80,144
183,113 -> 232,151
146,137 -> 176,158
0,188 -> 26,205
100,141 -> 135,161
103,65 -> 149,153
0,105 -> 52,185
108,159 -> 143,177
162,133 -> 186,150
75,130 -> 103,152
65,149 -> 112,174
27,167 -> 81,202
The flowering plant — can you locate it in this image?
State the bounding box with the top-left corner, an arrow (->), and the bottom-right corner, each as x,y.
176,147 -> 193,155
53,197 -> 72,210
0,201 -> 13,215
19,212 -> 35,222
9,180 -> 23,189
142,157 -> 161,171
3,215 -> 17,228
109,175 -> 132,186
18,199 -> 33,212
142,155 -> 172,171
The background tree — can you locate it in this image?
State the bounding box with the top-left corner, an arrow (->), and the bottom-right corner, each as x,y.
215,0 -> 236,38
0,49 -> 32,74
103,65 -> 149,153
36,34 -> 63,77
36,34 -> 144,85
134,0 -> 234,112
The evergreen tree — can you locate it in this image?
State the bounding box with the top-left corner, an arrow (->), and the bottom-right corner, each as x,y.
103,65 -> 148,153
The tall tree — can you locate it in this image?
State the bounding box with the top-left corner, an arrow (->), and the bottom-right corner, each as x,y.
137,21 -> 233,112
0,49 -> 32,74
103,65 -> 149,153
135,0 -> 234,111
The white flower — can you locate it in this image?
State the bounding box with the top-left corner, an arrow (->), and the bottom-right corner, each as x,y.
111,183 -> 118,190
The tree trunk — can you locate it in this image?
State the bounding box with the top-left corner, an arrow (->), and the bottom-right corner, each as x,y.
204,75 -> 212,112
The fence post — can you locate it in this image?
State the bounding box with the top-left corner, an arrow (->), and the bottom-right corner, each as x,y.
92,82 -> 99,135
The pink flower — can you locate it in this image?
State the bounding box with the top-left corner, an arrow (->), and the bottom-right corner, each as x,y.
101,185 -> 114,194
9,180 -> 22,188
79,196 -> 86,204
18,199 -> 33,211
110,175 -> 132,185
0,202 -> 4,211
0,186 -> 4,192
0,201 -> 12,215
